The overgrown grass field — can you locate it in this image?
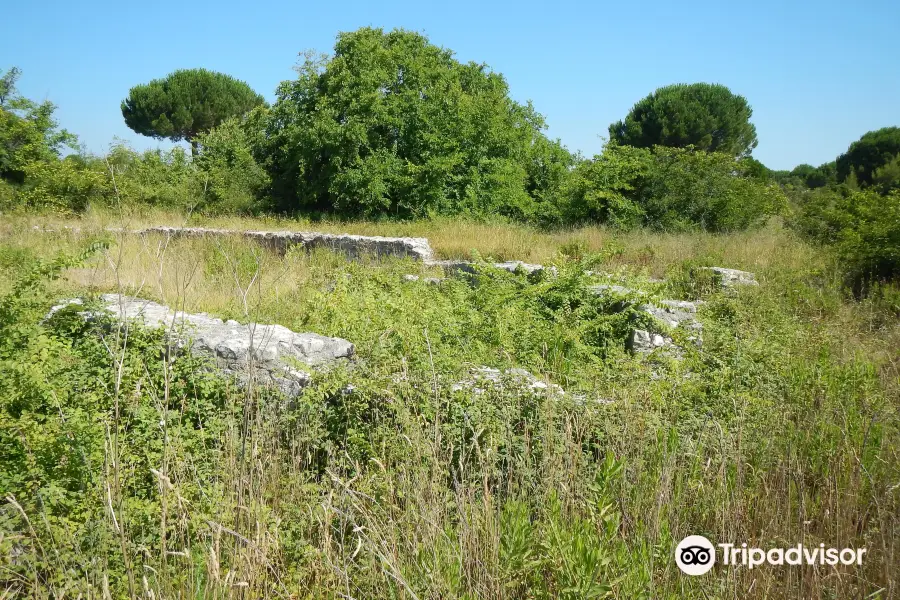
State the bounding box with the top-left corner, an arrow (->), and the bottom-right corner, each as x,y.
0,211 -> 897,599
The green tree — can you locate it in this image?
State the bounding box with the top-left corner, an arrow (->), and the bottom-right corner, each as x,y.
871,154 -> 900,195
836,127 -> 900,188
609,83 -> 758,157
193,110 -> 271,213
561,145 -> 652,227
0,67 -> 77,183
788,162 -> 835,189
523,136 -> 578,225
263,28 -> 559,219
561,146 -> 783,231
740,156 -> 772,181
640,147 -> 784,231
121,69 -> 265,155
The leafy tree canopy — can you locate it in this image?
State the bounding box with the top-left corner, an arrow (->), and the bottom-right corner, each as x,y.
740,156 -> 772,181
562,145 -> 783,231
609,83 -> 758,158
836,127 -> 900,188
794,186 -> 900,292
263,27 -> 568,218
0,67 -> 77,182
121,69 -> 265,153
789,162 -> 836,189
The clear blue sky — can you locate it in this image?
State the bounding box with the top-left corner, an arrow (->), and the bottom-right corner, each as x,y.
2,0 -> 898,170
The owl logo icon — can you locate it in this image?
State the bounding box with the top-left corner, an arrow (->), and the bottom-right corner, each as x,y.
676,535 -> 716,575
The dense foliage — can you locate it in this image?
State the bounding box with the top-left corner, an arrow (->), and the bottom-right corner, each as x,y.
793,187 -> 900,291
563,145 -> 785,231
836,126 -> 900,187
261,28 -> 567,219
0,68 -> 267,215
0,68 -> 77,184
782,162 -> 837,189
608,83 -> 758,158
121,69 -> 265,154
3,25 -> 899,290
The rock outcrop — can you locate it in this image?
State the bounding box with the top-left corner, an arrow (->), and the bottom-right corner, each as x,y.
588,284 -> 635,295
641,300 -> 702,330
49,294 -> 354,397
451,367 -> 609,405
402,274 -> 445,284
627,329 -> 672,353
128,227 -> 559,275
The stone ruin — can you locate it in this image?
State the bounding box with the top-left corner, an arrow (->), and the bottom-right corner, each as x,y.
126,226 -> 434,262
48,294 -> 354,397
43,226 -> 762,394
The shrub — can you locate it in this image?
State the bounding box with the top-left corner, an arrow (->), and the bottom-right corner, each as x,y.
194,113 -> 270,213
523,136 -> 578,225
0,68 -> 77,184
15,156 -> 110,212
105,144 -> 203,209
561,146 -> 785,231
640,147 -> 786,231
831,191 -> 900,291
561,145 -> 651,228
793,188 -> 900,291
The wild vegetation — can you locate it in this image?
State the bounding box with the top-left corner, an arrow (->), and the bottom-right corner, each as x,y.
1,24 -> 899,600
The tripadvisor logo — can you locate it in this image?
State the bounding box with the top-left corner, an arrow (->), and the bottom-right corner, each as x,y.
675,535 -> 867,576
676,535 -> 716,575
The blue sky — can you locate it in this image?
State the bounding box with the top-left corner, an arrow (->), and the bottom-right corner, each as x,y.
2,0 -> 897,170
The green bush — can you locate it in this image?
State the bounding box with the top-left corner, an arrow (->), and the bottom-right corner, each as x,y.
1,68 -> 77,184
640,147 -> 786,231
15,156 -> 110,212
793,188 -> 900,291
522,136 -> 578,225
561,145 -> 785,231
105,144 -> 201,208
830,191 -> 899,290
0,245 -> 236,591
561,145 -> 651,228
194,113 -> 270,213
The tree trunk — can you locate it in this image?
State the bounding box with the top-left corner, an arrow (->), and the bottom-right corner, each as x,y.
190,139 -> 199,157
